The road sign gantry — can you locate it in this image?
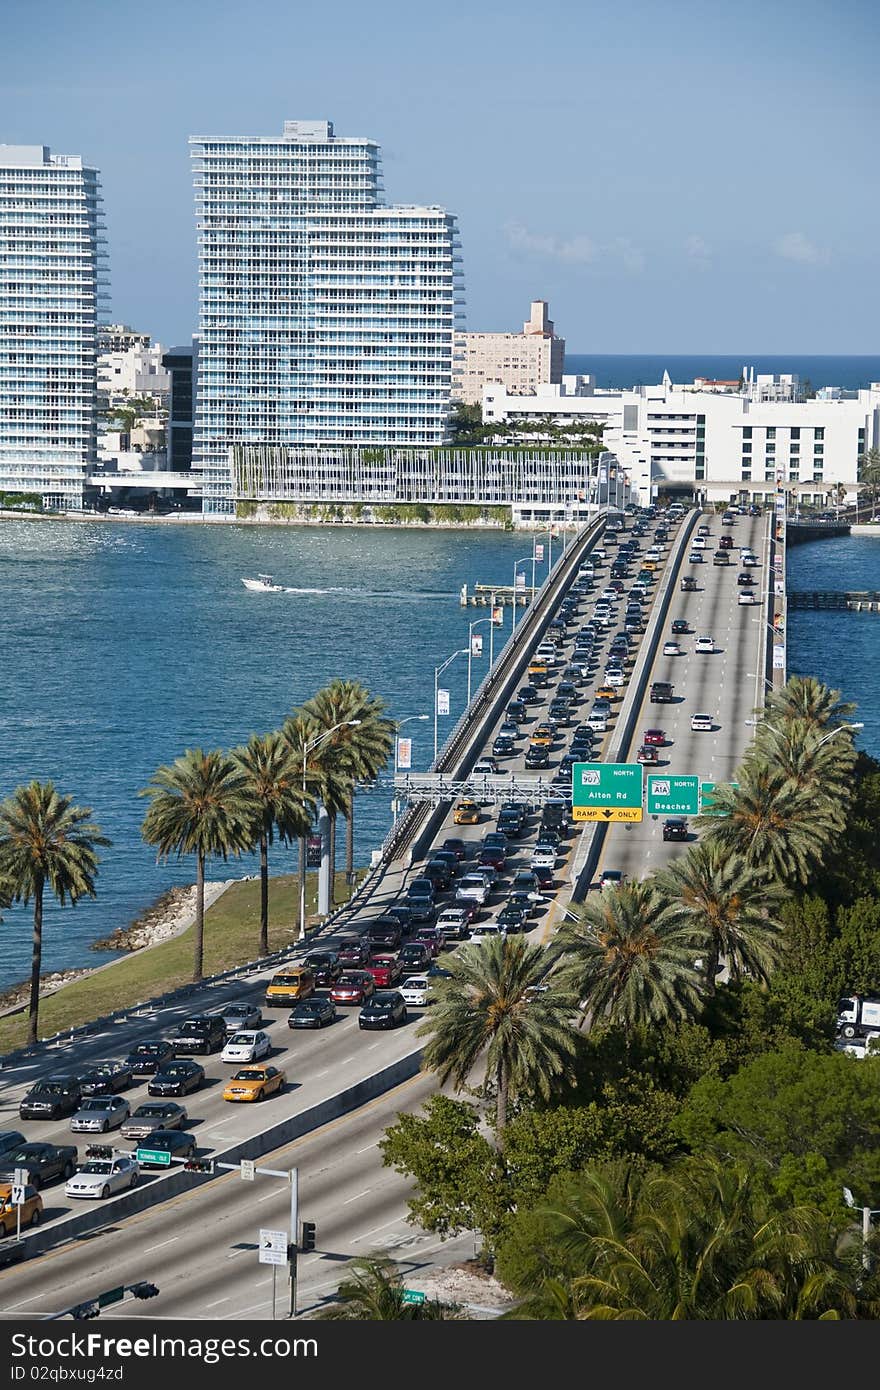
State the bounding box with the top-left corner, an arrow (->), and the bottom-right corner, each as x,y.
571,762 -> 643,822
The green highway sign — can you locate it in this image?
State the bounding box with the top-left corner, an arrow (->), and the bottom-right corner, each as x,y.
572,762 -> 643,823
136,1147 -> 171,1167
699,781 -> 738,816
646,775 -> 700,817
99,1286 -> 125,1308
402,1289 -> 426,1305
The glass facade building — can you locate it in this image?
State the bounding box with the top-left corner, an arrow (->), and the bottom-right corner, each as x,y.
0,144 -> 105,508
190,120 -> 462,513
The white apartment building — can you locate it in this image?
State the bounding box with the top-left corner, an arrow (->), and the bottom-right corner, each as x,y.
190,119 -> 462,514
452,299 -> 564,406
97,341 -> 170,403
0,143 -> 106,508
483,373 -> 880,507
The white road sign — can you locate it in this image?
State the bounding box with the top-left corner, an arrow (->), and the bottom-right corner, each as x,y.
11,1186 -> 26,1206
240,1159 -> 256,1182
259,1228 -> 288,1266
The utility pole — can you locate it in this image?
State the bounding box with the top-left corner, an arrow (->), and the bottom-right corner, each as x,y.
288,1166 -> 299,1318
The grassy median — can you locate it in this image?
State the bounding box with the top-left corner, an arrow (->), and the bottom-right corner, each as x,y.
0,869 -> 365,1056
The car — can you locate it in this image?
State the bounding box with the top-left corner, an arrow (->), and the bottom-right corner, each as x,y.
681,575 -> 698,591
531,863 -> 554,890
530,725 -> 554,748
671,619 -> 689,634
662,818 -> 689,842
456,872 -> 490,906
69,1096 -> 131,1134
661,640 -> 681,657
738,591 -> 758,605
440,836 -> 467,860
215,1002 -> 264,1036
741,552 -> 759,567
712,550 -> 731,565
506,891 -> 537,920
585,711 -> 607,733
512,870 -> 542,900
221,1029 -> 272,1062
303,951 -> 342,987
125,1041 -> 175,1079
398,941 -> 433,973
524,746 -> 550,768
688,550 -> 704,563
517,684 -> 541,704
721,512 -> 735,525
436,906 -> 471,940
368,917 -> 403,949
541,799 -> 568,831
694,636 -> 715,653
469,922 -> 507,945
642,728 -> 666,745
592,697 -> 612,715
453,800 -> 480,825
134,1129 -> 198,1167
19,1078 -> 82,1122
65,1155 -> 139,1202
650,681 -> 674,704
405,893 -> 436,924
737,572 -> 756,586
479,843 -> 506,870
120,1103 -> 189,1141
366,954 -> 405,988
636,744 -> 660,765
167,1015 -> 227,1056
603,671 -> 626,688
691,712 -> 714,731
359,990 -> 408,1030
473,756 -> 499,775
336,938 -> 371,967
696,526 -> 710,538
506,699 -> 528,723
497,903 -> 529,933
330,971 -> 375,1006
597,869 -> 625,890
384,902 -> 418,930
719,534 -> 734,549
0,1184 -> 43,1234
497,812 -> 524,839
492,735 -> 516,758
77,1061 -> 134,1096
288,997 -> 337,1029
222,1065 -> 286,1103
412,927 -> 444,958
400,975 -> 431,1007
265,967 -> 315,1007
748,504 -> 762,516
148,1061 -> 205,1097
0,1142 -> 78,1189
407,876 -> 435,902
530,843 -> 558,869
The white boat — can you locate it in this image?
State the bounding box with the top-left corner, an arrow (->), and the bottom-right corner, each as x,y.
242,574 -> 283,592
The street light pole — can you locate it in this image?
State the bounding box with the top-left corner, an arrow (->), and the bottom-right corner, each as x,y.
467,617 -> 492,705
512,554 -> 530,636
434,648 -> 468,761
297,719 -> 361,940
392,713 -> 429,823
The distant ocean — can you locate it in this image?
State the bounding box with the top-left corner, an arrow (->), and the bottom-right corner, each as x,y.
565,354 -> 880,392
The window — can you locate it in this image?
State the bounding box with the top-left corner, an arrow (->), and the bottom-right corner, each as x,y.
790,427 -> 800,440
742,427 -> 752,439
766,427 -> 776,440
742,441 -> 752,453
814,427 -> 825,440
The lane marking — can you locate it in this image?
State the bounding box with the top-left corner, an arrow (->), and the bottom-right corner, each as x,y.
143,1237 -> 178,1254
343,1188 -> 372,1204
204,1295 -> 232,1308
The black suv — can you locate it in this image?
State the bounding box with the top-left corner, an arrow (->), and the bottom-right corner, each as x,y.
304,951 -> 342,987
167,1015 -> 227,1056
650,681 -> 675,704
125,1040 -> 174,1077
358,991 -> 408,1030
19,1078 -> 81,1121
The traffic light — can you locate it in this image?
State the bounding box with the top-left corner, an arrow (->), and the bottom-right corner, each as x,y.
70,1302 -> 100,1320
128,1282 -> 159,1300
85,1145 -> 113,1159
183,1158 -> 214,1174
300,1220 -> 316,1252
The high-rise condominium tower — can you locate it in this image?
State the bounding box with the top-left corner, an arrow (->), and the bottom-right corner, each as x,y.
0,145 -> 105,509
190,119 -> 462,513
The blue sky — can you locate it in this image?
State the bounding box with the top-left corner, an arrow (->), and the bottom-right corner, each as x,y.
3,0 -> 877,352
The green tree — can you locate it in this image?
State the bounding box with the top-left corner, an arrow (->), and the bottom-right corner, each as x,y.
0,782 -> 109,1045
762,675 -> 857,733
280,710 -> 351,933
697,765 -> 841,886
140,749 -> 257,982
554,879 -> 704,1028
231,732 -> 312,955
656,842 -> 784,993
315,1256 -> 461,1320
418,936 -> 579,1132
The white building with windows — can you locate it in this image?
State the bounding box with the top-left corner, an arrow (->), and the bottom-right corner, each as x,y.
482,374 -> 880,507
97,341 -> 170,404
0,143 -> 106,508
452,300 -> 565,405
190,119 -> 462,514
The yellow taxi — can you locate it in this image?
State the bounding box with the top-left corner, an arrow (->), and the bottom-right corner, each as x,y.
642,560 -> 658,572
527,662 -> 548,685
222,1064 -> 286,1103
453,800 -> 480,825
0,1184 -> 42,1237
595,685 -> 619,702
530,725 -> 554,748
265,967 -> 315,1007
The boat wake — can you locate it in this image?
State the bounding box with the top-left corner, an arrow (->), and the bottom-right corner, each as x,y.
281,586 -> 457,600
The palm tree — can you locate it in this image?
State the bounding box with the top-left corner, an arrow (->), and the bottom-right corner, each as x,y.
858,446 -> 880,517
231,732 -> 313,956
0,781 -> 109,1045
553,879 -> 704,1029
140,749 -> 258,982
280,710 -> 351,931
748,717 -> 857,806
697,764 -> 841,886
762,675 -> 856,732
315,1256 -> 461,1320
655,842 -> 784,993
418,935 -> 579,1133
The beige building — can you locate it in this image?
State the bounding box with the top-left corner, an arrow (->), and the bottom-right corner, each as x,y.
452,300 -> 565,405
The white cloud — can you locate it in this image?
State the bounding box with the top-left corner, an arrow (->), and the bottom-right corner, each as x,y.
504,222 -> 644,272
614,238 -> 646,274
774,231 -> 829,265
685,234 -> 711,266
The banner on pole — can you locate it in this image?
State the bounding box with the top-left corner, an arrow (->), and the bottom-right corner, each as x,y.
534,543 -> 544,562
773,645 -> 785,669
491,605 -> 504,626
396,737 -> 412,770
471,634 -> 483,657
515,571 -> 526,589
437,689 -> 450,716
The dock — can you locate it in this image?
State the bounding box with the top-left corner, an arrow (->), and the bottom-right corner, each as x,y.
459,583 -> 531,608
789,590 -> 880,612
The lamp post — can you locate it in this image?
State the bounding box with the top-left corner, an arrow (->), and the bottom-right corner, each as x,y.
512,554 -> 530,636
434,649 -> 468,761
298,719 -> 361,939
467,617 -> 493,705
392,713 -> 429,824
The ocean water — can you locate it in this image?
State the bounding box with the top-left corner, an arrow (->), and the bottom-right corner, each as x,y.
565,353 -> 880,392
0,519 -> 532,989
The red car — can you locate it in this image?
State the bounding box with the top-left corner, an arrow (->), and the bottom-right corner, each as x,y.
365,955 -> 404,988
412,929 -> 443,958
337,938 -> 371,966
330,971 -> 375,1006
642,729 -> 666,746
636,744 -> 659,764
440,837 -> 467,861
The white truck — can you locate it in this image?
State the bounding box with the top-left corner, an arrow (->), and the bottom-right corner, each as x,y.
836,994 -> 880,1039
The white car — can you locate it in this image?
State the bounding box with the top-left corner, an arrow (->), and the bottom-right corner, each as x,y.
688,551 -> 704,563
65,1153 -> 140,1200
436,907 -> 470,940
604,669 -> 626,687
737,591 -> 758,606
592,549 -> 607,562
586,711 -> 608,732
530,846 -> 557,870
662,640 -> 681,656
691,712 -> 714,731
535,645 -> 561,666
220,1029 -> 272,1064
741,553 -> 759,567
694,636 -> 715,653
69,1096 -> 131,1133
691,536 -> 707,549
645,548 -> 662,561
469,923 -> 507,944
455,874 -> 490,906
400,975 -> 431,1007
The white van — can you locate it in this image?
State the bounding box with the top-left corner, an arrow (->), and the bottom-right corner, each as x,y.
469,922 -> 507,944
